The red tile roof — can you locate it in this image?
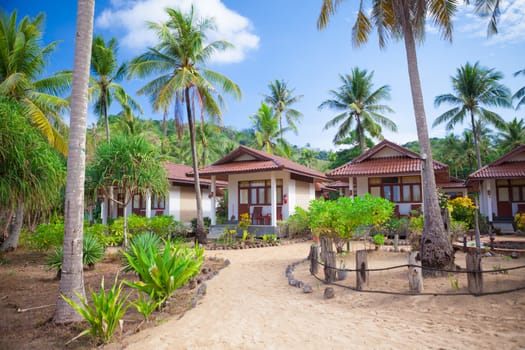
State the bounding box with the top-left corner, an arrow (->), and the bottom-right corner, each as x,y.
163,162 -> 227,187
327,140 -> 448,178
467,145 -> 525,182
437,176 -> 466,189
197,146 -> 327,181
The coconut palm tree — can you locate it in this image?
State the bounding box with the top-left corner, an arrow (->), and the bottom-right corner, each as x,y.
317,0 -> 459,270
263,79 -> 303,138
250,102 -> 292,156
128,6 -> 241,243
0,10 -> 71,155
496,118 -> 525,153
319,68 -> 396,154
90,35 -> 142,142
54,0 -> 94,324
513,68 -> 525,110
433,62 -> 511,169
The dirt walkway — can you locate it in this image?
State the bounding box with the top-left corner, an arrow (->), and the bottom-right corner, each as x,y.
123,242 -> 525,350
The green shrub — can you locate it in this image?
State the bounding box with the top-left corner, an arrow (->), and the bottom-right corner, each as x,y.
123,240 -> 204,303
373,233 -> 385,247
191,217 -> 211,233
148,215 -> 175,238
262,234 -> 278,243
286,207 -> 311,237
61,276 -> 131,344
408,215 -> 424,251
28,223 -> 64,251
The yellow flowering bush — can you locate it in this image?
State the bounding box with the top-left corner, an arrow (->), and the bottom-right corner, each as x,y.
515,213 -> 525,231
449,196 -> 477,229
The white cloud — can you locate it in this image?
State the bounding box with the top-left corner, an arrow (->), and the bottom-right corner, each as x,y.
95,0 -> 260,64
455,0 -> 525,45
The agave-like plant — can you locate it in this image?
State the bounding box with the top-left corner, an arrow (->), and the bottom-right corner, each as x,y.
61,276 -> 131,344
123,240 -> 204,304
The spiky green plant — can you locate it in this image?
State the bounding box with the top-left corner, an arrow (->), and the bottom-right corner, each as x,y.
131,291 -> 160,321
123,240 -> 204,303
46,235 -> 105,277
61,276 -> 131,344
122,232 -> 162,272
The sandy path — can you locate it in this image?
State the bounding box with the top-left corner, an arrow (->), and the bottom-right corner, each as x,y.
123,242 -> 525,350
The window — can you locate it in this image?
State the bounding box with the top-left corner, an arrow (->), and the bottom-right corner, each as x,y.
239,179 -> 283,205
368,176 -> 421,203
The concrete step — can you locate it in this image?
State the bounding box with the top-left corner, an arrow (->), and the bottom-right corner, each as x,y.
493,222 -> 515,234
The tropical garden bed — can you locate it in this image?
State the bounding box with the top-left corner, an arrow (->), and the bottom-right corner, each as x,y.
0,246 -> 228,349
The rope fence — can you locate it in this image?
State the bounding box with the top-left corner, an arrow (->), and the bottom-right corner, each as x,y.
303,238 -> 525,297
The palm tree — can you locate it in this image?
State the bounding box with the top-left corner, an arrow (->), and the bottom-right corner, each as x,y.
299,148 -> 319,168
319,68 -> 396,154
90,35 -> 142,142
496,118 -> 525,153
0,10 -> 71,155
317,0 -> 459,271
128,7 -> 241,243
263,79 -> 303,138
513,68 -> 525,110
434,62 -> 511,169
250,102 -> 292,156
54,0 -> 94,324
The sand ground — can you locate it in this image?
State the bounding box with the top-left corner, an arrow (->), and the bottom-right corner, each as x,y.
122,242 -> 525,350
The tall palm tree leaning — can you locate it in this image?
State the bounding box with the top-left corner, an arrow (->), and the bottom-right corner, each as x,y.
317,0 -> 501,271
263,79 -> 303,138
54,0 -> 94,324
129,7 -> 241,244
319,67 -> 396,154
0,10 -> 71,155
90,35 -> 142,142
433,62 -> 511,170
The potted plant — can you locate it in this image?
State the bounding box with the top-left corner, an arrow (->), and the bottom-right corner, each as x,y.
373,233 -> 385,251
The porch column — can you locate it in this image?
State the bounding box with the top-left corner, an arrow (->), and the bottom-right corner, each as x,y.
487,181 -> 493,223
210,176 -> 217,225
101,198 -> 107,225
145,190 -> 152,218
349,176 -> 354,199
271,172 -> 277,226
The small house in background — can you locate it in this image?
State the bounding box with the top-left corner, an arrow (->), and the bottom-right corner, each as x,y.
196,145 -> 327,231
100,162 -> 226,225
466,145 -> 525,232
326,140 -> 467,216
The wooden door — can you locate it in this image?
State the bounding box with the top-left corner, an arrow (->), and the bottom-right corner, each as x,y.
497,186 -> 512,217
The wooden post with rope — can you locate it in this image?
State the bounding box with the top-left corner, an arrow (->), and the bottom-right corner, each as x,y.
407,252 -> 423,293
356,250 -> 369,291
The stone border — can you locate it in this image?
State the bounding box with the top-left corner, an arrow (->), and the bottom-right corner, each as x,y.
285,257 -> 313,293
205,237 -> 311,251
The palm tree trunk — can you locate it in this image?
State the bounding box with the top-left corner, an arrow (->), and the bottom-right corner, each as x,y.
185,88 -> 206,244
54,0 -> 94,324
470,111 -> 482,170
400,5 -> 453,273
1,198 -> 24,252
357,115 -> 365,154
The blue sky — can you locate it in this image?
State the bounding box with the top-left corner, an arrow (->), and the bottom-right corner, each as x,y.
5,0 -> 525,151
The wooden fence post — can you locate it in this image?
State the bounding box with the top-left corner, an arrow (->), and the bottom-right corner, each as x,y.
309,244 -> 319,275
466,251 -> 483,295
408,252 -> 423,293
324,251 -> 337,283
356,250 -> 369,291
